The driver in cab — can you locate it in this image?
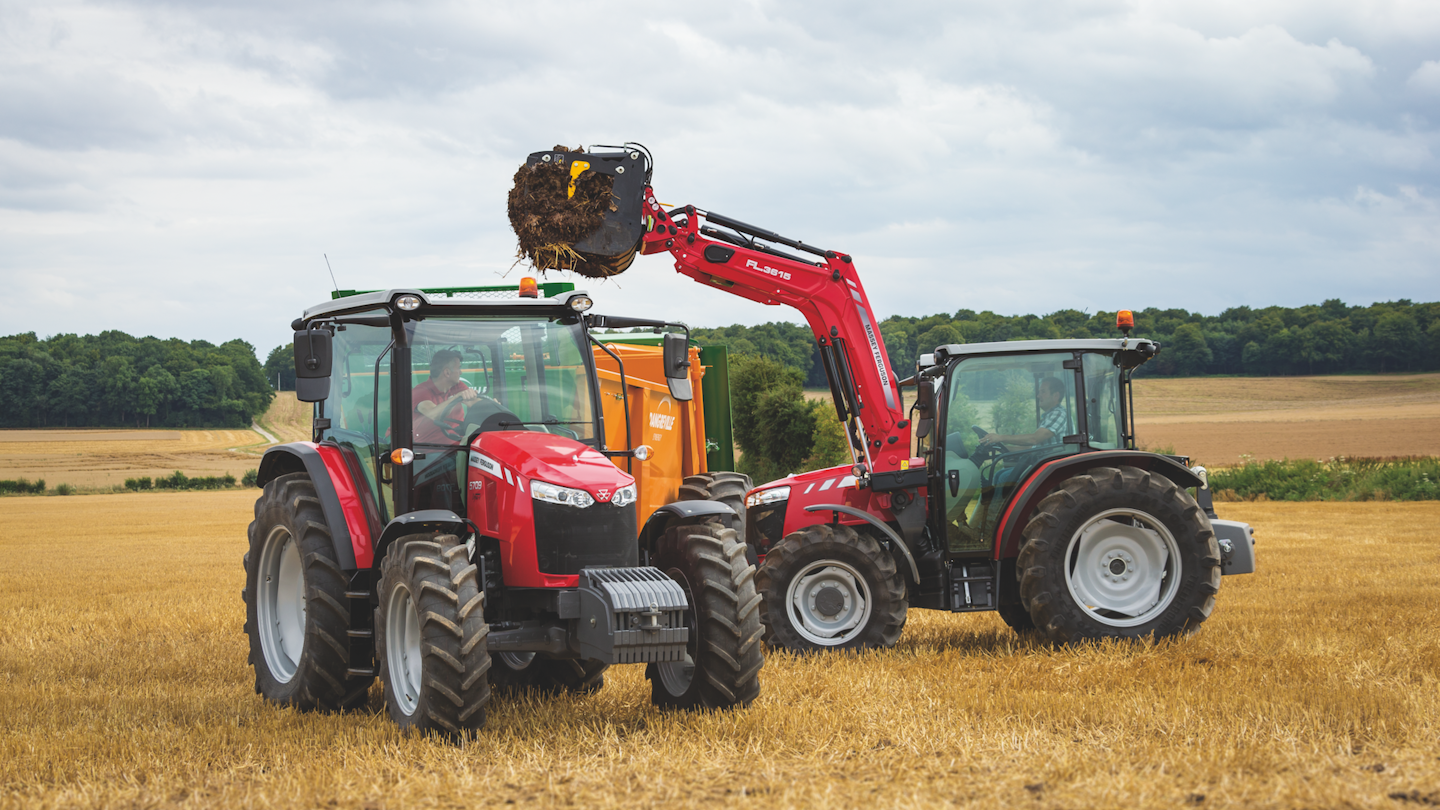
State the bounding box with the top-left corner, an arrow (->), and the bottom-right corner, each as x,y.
977,376 -> 1068,450
413,350 -> 479,444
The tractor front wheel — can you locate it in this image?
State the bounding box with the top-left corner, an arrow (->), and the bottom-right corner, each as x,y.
1017,465 -> 1221,643
243,472 -> 371,711
646,521 -> 763,710
678,472 -> 752,534
758,523 -> 908,652
376,533 -> 491,736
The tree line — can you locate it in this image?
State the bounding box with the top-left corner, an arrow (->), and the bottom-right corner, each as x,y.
694,298 -> 1440,382
0,332 -> 274,429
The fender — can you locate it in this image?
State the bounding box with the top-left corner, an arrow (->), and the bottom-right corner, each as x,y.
637,501 -> 736,561
374,509 -> 474,564
803,503 -> 921,585
993,450 -> 1205,560
257,442 -> 374,570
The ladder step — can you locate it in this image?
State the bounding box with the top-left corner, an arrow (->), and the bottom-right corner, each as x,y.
346,667 -> 377,678
344,590 -> 371,600
346,629 -> 374,639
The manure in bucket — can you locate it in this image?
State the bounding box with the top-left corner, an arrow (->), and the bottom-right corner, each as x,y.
507,145 -> 627,279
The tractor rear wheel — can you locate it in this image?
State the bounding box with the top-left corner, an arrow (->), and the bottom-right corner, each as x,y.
243,472 -> 371,711
1017,465 -> 1221,643
678,472 -> 752,535
996,604 -> 1036,633
376,533 -> 491,736
758,523 -> 908,652
646,521 -> 763,710
490,653 -> 608,694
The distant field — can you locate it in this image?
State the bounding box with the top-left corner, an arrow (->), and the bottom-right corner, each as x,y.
808,372 -> 1440,466
0,428 -> 265,489
0,493 -> 1436,809
1132,373 -> 1440,465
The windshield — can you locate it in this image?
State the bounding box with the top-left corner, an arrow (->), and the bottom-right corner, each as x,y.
409,316 -> 598,452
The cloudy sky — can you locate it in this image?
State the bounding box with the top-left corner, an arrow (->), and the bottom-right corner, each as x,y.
1,0 -> 1436,359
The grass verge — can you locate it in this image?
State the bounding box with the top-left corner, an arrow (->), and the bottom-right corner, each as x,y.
1211,456 -> 1440,502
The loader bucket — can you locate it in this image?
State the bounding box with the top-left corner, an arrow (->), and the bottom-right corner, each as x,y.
509,146 -> 650,278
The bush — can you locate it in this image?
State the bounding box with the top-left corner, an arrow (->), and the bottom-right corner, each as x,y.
124,477 -> 154,491
241,469 -> 259,487
0,478 -> 47,495
1211,456 -> 1440,502
55,483 -> 75,496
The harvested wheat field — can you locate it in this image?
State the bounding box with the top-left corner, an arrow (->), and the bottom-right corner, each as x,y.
0,429 -> 266,489
0,395 -> 314,489
1133,373 -> 1440,465
1,493 -> 1437,809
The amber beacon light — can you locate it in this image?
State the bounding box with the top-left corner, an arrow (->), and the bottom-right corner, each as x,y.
1116,310 -> 1134,336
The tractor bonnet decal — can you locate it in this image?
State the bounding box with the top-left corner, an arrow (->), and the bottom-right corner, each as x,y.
468,451 -> 500,476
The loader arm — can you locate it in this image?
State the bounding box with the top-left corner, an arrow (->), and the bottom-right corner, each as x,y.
636,191 -> 913,480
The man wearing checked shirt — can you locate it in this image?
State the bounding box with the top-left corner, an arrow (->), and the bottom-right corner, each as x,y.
977,376 -> 1069,450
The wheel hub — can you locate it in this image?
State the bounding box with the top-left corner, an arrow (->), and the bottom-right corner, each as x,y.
385,584 -> 423,716
786,560 -> 872,645
1065,511 -> 1181,627
813,585 -> 846,617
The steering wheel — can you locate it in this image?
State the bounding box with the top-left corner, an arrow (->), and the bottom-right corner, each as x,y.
970,425 -> 1009,458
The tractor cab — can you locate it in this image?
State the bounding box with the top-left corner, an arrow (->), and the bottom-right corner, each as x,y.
918,338 -> 1159,555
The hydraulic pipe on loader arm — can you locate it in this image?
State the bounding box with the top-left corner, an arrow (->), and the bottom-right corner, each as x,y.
637,194 -> 920,488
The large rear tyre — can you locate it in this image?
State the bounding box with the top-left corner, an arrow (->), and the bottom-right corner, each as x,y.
490,653 -> 608,694
243,472 -> 371,711
678,472 -> 752,535
996,604 -> 1036,633
376,533 -> 491,736
1018,465 -> 1222,643
757,523 -> 907,652
646,521 -> 763,710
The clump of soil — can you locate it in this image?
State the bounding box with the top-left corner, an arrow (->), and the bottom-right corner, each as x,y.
507,145 -> 624,278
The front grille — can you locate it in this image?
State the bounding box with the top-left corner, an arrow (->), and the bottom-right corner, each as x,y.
747,500 -> 788,555
533,500 -> 638,574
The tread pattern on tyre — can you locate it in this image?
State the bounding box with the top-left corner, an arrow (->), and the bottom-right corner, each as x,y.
1017,465 -> 1222,644
677,472 -> 752,533
647,521 -> 764,710
757,522 -> 908,652
376,533 -> 491,736
243,472 -> 371,711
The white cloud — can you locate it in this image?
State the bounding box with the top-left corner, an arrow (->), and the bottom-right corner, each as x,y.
0,0 -> 1435,357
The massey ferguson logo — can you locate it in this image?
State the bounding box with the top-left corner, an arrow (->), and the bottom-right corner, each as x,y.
595,489 -> 611,501
745,258 -> 791,281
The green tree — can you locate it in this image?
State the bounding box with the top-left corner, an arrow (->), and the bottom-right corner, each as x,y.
1170,324 -> 1213,376
264,344 -> 296,391
1370,312 -> 1421,372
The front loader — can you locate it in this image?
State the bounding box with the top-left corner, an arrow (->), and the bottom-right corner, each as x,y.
243,282 -> 762,735
521,144 -> 1257,651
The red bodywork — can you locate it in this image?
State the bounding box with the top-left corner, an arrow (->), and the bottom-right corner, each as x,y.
464,431 -> 636,588
313,443 -> 377,568
639,193 -> 910,477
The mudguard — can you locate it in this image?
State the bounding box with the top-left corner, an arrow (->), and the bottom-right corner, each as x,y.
637,500 -> 736,560
374,509 -> 472,563
257,442 -> 374,570
993,450 -> 1205,560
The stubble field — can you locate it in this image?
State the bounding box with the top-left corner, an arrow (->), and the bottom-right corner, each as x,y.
1,493 -> 1437,809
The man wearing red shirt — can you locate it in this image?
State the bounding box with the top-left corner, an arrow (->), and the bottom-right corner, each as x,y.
412,350 -> 479,445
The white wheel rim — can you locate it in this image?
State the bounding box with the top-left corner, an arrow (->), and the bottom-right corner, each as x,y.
1064,508 -> 1182,627
386,584 -> 423,716
257,526 -> 305,683
786,559 -> 872,646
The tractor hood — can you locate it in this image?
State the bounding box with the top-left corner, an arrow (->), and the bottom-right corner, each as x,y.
472,431 -> 634,498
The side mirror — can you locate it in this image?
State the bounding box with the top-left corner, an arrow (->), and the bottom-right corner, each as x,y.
662,333 -> 693,401
293,328 -> 333,402
914,378 -> 935,439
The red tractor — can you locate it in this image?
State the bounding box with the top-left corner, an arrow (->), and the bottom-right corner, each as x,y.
541,144 -> 1256,651
243,277 -> 762,735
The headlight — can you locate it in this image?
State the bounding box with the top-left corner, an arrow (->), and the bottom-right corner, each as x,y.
611,483 -> 637,507
531,480 -> 595,509
568,294 -> 593,312
395,294 -> 422,311
746,486 -> 790,508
